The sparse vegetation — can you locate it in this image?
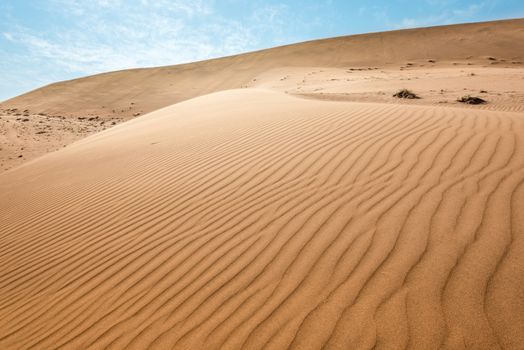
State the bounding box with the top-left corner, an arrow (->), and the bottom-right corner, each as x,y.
393,89 -> 420,99
457,95 -> 487,105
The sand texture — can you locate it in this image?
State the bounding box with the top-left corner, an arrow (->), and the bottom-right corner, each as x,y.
1,89 -> 524,349
1,19 -> 524,350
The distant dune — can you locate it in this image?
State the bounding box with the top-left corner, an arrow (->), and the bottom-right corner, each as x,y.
1,18 -> 523,118
1,19 -> 524,349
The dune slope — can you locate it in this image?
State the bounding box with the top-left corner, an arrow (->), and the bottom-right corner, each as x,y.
1,89 -> 523,349
1,18 -> 523,118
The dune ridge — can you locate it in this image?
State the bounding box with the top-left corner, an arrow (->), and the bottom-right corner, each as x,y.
1,89 -> 523,349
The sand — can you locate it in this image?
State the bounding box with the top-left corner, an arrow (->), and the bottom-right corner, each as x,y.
1,19 -> 524,349
0,112 -> 124,172
2,63 -> 523,173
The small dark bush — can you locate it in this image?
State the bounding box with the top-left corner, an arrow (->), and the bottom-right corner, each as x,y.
457,95 -> 487,105
393,89 -> 420,99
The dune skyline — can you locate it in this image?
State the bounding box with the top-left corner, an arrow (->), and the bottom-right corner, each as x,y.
1,3 -> 524,349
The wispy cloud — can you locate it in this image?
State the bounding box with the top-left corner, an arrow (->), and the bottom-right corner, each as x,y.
14,0 -> 248,71
394,0 -> 499,29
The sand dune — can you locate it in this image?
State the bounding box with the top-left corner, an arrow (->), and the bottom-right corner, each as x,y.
2,19 -> 524,172
1,88 -> 524,349
3,62 -> 524,173
1,19 -> 523,119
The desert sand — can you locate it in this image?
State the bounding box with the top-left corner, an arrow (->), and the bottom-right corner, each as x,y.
0,111 -> 124,172
1,19 -> 524,349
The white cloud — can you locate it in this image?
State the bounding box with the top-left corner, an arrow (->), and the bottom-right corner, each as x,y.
3,32 -> 14,41
358,1 -> 493,31
395,14 -> 449,29
394,1 -> 495,29
452,3 -> 485,17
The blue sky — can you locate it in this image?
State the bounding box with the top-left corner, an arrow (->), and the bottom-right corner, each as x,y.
1,0 -> 523,101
